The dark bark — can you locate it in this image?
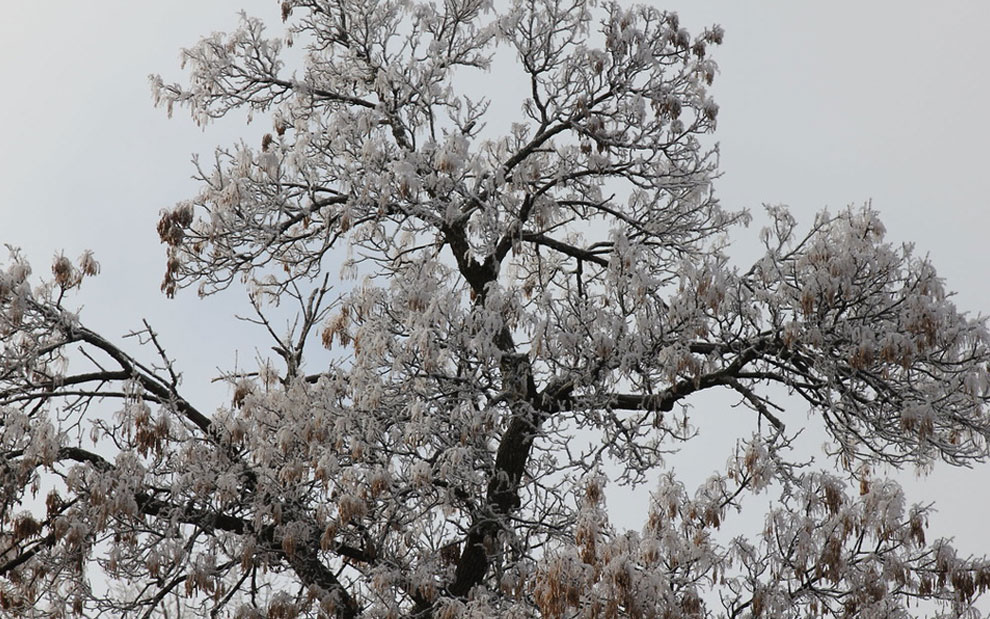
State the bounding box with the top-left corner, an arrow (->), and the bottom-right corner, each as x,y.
448,408 -> 546,596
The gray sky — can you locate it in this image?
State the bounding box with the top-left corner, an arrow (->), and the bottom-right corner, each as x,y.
2,0 -> 989,600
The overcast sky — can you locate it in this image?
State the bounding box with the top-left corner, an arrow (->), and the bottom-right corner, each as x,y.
2,0 -> 989,599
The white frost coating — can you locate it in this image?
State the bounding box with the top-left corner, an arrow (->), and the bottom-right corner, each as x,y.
2,1 -> 990,618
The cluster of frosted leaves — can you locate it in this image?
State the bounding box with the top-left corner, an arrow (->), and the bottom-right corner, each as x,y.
149,0 -> 739,482
3,0 -> 990,617
1,251 -> 989,617
0,248 -> 97,374
744,206 -> 990,466
0,249 -> 105,614
151,0 -> 729,298
533,436 -> 990,618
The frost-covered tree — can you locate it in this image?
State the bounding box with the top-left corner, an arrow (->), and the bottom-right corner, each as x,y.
3,1 -> 990,617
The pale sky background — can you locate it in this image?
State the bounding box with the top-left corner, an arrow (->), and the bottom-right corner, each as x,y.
2,0 -> 989,607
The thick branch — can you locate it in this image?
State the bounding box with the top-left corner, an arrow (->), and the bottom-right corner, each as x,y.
267,77 -> 376,109
73,326 -> 214,435
520,231 -> 609,267
448,354 -> 542,598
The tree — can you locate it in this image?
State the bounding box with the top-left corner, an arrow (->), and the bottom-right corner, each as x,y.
2,0 -> 990,616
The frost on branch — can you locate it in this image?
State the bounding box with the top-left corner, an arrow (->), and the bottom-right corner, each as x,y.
750,206 -> 990,467
533,439 -> 990,618
4,1 -> 990,617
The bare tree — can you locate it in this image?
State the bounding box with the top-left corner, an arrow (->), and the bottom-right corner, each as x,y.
3,1 -> 990,617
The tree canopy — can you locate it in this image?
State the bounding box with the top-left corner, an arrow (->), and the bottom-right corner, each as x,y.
3,1 -> 990,617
